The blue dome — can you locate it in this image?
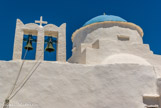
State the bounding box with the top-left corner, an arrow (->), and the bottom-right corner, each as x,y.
83,15 -> 127,26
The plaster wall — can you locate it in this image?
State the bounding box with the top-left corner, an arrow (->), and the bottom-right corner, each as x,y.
86,39 -> 153,64
69,38 -> 153,64
72,22 -> 143,48
84,27 -> 142,44
0,61 -> 159,108
69,23 -> 145,64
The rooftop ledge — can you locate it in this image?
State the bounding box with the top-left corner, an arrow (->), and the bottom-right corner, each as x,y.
143,94 -> 160,98
71,21 -> 144,42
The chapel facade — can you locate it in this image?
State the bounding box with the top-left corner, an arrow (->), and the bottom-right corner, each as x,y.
0,14 -> 161,108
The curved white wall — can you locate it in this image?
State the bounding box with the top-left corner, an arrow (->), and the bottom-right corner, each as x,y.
101,53 -> 151,66
72,21 -> 143,48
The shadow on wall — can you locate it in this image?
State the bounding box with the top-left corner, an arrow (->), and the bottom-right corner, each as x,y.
101,53 -> 151,66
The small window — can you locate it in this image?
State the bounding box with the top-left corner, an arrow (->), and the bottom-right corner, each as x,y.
117,35 -> 129,41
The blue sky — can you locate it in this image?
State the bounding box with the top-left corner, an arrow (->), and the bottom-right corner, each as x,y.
0,0 -> 161,60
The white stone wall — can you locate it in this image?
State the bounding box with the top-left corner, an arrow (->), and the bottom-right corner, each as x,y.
80,39 -> 153,64
0,61 -> 159,108
12,19 -> 25,60
78,26 -> 143,47
72,22 -> 143,48
69,22 -> 152,65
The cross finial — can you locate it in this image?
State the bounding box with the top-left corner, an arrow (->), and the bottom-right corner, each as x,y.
35,16 -> 48,27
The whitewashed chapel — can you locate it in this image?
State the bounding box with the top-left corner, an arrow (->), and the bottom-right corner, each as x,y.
0,14 -> 161,108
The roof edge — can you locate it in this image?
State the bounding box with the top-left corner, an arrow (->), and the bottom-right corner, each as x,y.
71,21 -> 144,42
83,15 -> 127,26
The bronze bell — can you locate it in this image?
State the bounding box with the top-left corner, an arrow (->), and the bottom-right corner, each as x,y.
24,35 -> 33,51
45,41 -> 55,52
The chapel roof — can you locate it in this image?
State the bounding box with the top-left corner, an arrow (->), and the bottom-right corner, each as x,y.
83,14 -> 127,26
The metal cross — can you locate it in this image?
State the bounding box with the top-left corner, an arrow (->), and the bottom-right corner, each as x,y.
35,16 -> 48,27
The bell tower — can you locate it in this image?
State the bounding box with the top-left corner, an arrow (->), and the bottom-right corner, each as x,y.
12,16 -> 66,62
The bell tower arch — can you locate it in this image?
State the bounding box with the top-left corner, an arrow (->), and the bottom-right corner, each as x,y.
12,16 -> 66,62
